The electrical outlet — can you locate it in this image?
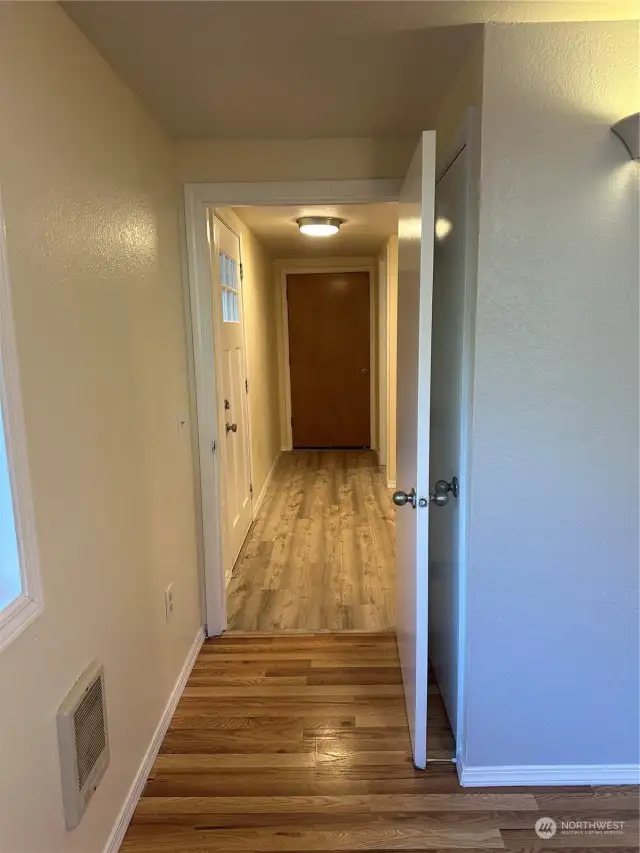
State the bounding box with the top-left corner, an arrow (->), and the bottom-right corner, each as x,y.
164,584 -> 174,623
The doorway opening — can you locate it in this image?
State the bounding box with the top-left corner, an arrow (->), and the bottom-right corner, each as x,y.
204,201 -> 399,632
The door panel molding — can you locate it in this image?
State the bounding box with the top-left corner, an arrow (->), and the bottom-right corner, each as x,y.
184,180 -> 401,636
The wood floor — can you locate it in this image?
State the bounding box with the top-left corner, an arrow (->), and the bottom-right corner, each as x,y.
121,633 -> 639,852
227,451 -> 395,632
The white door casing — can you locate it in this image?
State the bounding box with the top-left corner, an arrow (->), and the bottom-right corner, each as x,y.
395,131 -> 437,769
209,212 -> 252,579
185,180 -> 403,636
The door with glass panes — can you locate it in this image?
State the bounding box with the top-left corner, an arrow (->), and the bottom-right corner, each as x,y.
209,212 -> 252,579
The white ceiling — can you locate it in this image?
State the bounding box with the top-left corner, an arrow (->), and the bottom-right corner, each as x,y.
61,1 -> 638,139
233,203 -> 398,259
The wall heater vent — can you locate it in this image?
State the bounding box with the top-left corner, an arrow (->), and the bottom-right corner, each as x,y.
57,661 -> 110,829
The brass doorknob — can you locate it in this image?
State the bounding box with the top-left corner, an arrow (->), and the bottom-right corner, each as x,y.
392,488 -> 417,508
225,422 -> 238,434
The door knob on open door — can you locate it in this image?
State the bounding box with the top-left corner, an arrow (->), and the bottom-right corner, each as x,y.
225,422 -> 238,434
431,477 -> 459,507
392,488 -> 417,508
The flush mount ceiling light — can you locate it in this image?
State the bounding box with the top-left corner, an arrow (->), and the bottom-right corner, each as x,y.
297,216 -> 343,237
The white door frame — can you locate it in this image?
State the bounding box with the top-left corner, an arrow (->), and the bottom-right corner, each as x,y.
184,179 -> 402,635
279,265 -> 376,452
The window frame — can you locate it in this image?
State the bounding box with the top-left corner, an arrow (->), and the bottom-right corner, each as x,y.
219,251 -> 240,324
0,191 -> 43,652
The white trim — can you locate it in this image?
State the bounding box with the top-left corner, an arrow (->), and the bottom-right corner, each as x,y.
279,270 -> 293,451
369,268 -> 377,453
253,450 -> 281,517
184,189 -> 226,636
184,180 -> 403,636
185,179 -> 402,210
0,189 -> 43,653
280,265 -> 376,451
457,757 -> 640,787
387,479 -> 396,490
104,627 -> 205,853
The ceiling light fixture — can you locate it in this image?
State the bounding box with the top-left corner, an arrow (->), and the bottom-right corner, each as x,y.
297,216 -> 343,237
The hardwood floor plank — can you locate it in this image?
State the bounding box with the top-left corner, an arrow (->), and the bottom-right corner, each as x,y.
120,824 -> 505,851
121,634 -> 636,853
227,451 -> 394,631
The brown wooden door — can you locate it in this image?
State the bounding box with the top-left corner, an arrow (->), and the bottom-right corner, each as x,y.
287,271 -> 370,448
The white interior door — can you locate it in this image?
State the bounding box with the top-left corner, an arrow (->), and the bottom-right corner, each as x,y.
394,131 -> 436,769
428,145 -> 470,743
209,212 -> 252,578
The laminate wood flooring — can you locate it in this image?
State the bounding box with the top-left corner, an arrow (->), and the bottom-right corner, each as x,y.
120,633 -> 639,853
227,451 -> 395,632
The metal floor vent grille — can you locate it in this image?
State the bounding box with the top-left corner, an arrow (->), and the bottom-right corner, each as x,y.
57,661 -> 110,829
74,678 -> 106,789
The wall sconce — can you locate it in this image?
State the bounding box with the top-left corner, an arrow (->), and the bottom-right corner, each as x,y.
611,113 -> 640,160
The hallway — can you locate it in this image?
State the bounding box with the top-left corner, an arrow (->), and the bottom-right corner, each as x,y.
227,451 -> 395,631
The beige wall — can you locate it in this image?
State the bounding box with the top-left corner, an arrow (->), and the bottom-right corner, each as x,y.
383,236 -> 399,485
219,209 -> 281,502
0,5 -> 201,852
176,138 -> 417,184
274,257 -> 378,449
433,34 -> 485,174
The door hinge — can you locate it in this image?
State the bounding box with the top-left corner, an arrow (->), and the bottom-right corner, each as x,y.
245,378 -> 249,393
240,262 -> 244,281
211,440 -> 217,453
249,482 -> 253,496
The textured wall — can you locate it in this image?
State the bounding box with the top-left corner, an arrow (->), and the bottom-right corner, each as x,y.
464,21 -> 639,769
0,5 -> 200,852
176,137 -> 417,183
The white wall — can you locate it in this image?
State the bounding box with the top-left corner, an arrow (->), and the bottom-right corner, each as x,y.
463,20 -> 639,771
0,5 -> 201,852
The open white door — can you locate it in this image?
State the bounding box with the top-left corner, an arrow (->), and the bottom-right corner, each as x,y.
209,213 -> 253,580
394,131 -> 436,769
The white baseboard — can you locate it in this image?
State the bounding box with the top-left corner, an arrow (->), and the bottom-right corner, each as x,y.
104,627 -> 205,853
253,450 -> 281,516
457,757 -> 640,787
